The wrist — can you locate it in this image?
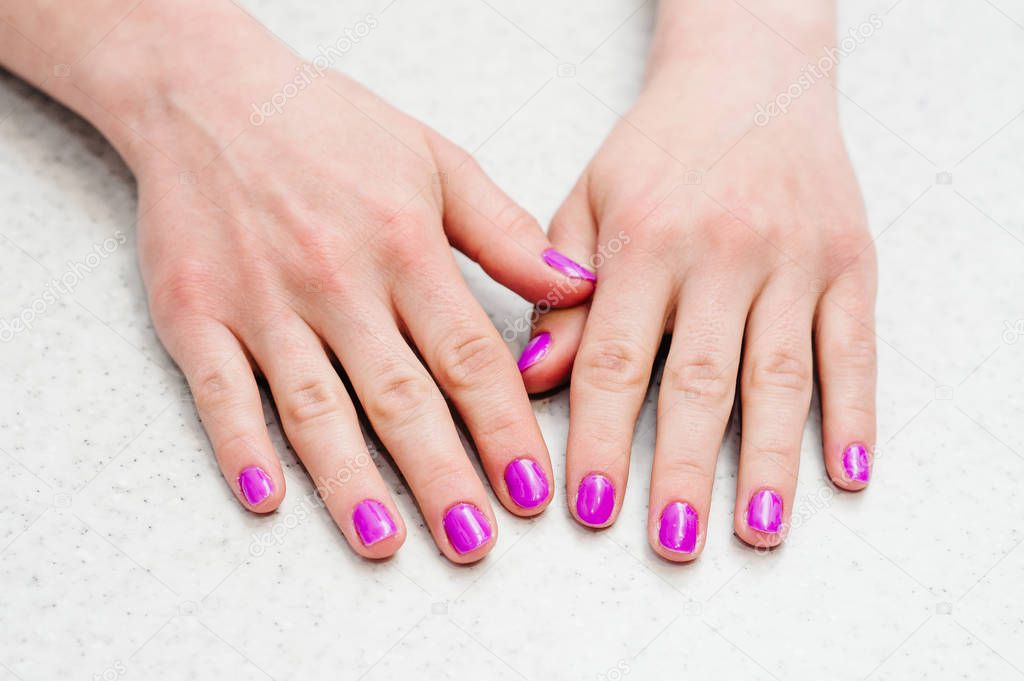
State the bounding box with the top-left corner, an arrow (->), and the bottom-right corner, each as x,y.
642,2 -> 851,127
69,1 -> 298,171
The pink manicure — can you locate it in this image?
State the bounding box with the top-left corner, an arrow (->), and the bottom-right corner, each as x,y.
542,248 -> 596,282
659,501 -> 699,553
443,503 -> 492,554
576,473 -> 615,526
517,332 -> 551,372
238,466 -> 273,506
746,488 -> 783,533
504,458 -> 549,509
842,443 -> 871,483
353,499 -> 397,546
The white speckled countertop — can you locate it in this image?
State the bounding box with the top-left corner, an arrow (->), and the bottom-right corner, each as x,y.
2,1 -> 1023,679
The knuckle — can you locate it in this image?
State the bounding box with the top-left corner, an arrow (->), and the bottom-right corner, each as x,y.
660,455 -> 713,484
364,363 -> 437,428
415,458 -> 467,497
190,364 -> 243,414
745,349 -> 811,394
149,259 -> 219,321
282,379 -> 344,428
437,329 -> 505,389
701,215 -> 762,257
832,334 -> 877,373
665,353 -> 735,407
577,335 -> 650,392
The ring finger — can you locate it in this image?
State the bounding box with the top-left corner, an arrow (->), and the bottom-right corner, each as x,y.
246,315 -> 407,559
311,294 -> 498,563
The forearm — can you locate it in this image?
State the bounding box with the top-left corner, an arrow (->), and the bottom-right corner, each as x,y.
641,0 -> 858,138
0,0 -> 296,171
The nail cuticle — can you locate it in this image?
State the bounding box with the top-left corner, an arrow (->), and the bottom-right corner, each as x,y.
353,499 -> 397,546
658,501 -> 699,554
443,503 -> 492,554
576,473 -> 615,526
542,248 -> 597,282
504,458 -> 549,509
842,443 -> 871,484
517,332 -> 551,373
238,466 -> 273,506
746,488 -> 783,534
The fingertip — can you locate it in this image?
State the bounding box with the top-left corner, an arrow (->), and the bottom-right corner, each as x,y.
500,458 -> 553,517
825,441 -> 872,491
438,502 -> 498,564
236,465 -> 285,513
354,526 -> 406,560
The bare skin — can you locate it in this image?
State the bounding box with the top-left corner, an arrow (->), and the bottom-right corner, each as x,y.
0,0 -> 875,563
0,0 -> 594,563
522,0 -> 877,558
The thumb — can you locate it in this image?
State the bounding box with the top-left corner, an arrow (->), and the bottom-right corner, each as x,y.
516,177 -> 598,395
427,132 -> 596,308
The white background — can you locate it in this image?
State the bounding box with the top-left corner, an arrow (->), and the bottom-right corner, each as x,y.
2,0 -> 1024,679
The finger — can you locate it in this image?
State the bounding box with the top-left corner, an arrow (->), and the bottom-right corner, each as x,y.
310,298 -> 497,563
567,259 -> 674,527
428,133 -> 595,307
734,274 -> 815,548
519,178 -> 598,394
395,251 -> 554,516
815,265 -> 877,491
162,319 -> 285,513
246,317 -> 406,559
649,272 -> 756,561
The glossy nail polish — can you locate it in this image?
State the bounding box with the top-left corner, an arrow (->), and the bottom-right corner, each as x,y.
352,499 -> 397,546
746,488 -> 783,533
443,503 -> 492,554
576,473 -> 615,526
542,248 -> 597,282
842,443 -> 871,483
517,332 -> 551,373
658,501 -> 699,553
504,458 -> 550,509
238,466 -> 273,506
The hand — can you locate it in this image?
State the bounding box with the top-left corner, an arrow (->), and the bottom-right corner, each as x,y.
522,4 -> 876,559
71,3 -> 594,562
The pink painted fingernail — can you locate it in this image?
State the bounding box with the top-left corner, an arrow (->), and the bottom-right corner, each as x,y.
576,473 -> 615,526
353,499 -> 397,546
443,503 -> 492,554
504,458 -> 549,509
238,466 -> 273,506
517,332 -> 551,372
542,248 -> 596,282
746,488 -> 783,533
842,443 -> 871,483
659,501 -> 699,553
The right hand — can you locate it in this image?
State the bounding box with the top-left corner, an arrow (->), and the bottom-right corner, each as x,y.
100,3 -> 594,563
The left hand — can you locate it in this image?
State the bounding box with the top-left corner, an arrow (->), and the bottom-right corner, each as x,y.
521,28 -> 877,559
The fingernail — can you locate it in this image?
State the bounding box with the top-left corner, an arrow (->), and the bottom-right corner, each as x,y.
658,501 -> 699,553
842,443 -> 871,483
576,473 -> 615,526
443,503 -> 492,554
352,499 -> 397,546
238,466 -> 273,506
504,458 -> 550,509
542,248 -> 596,282
517,332 -> 551,372
746,488 -> 783,533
